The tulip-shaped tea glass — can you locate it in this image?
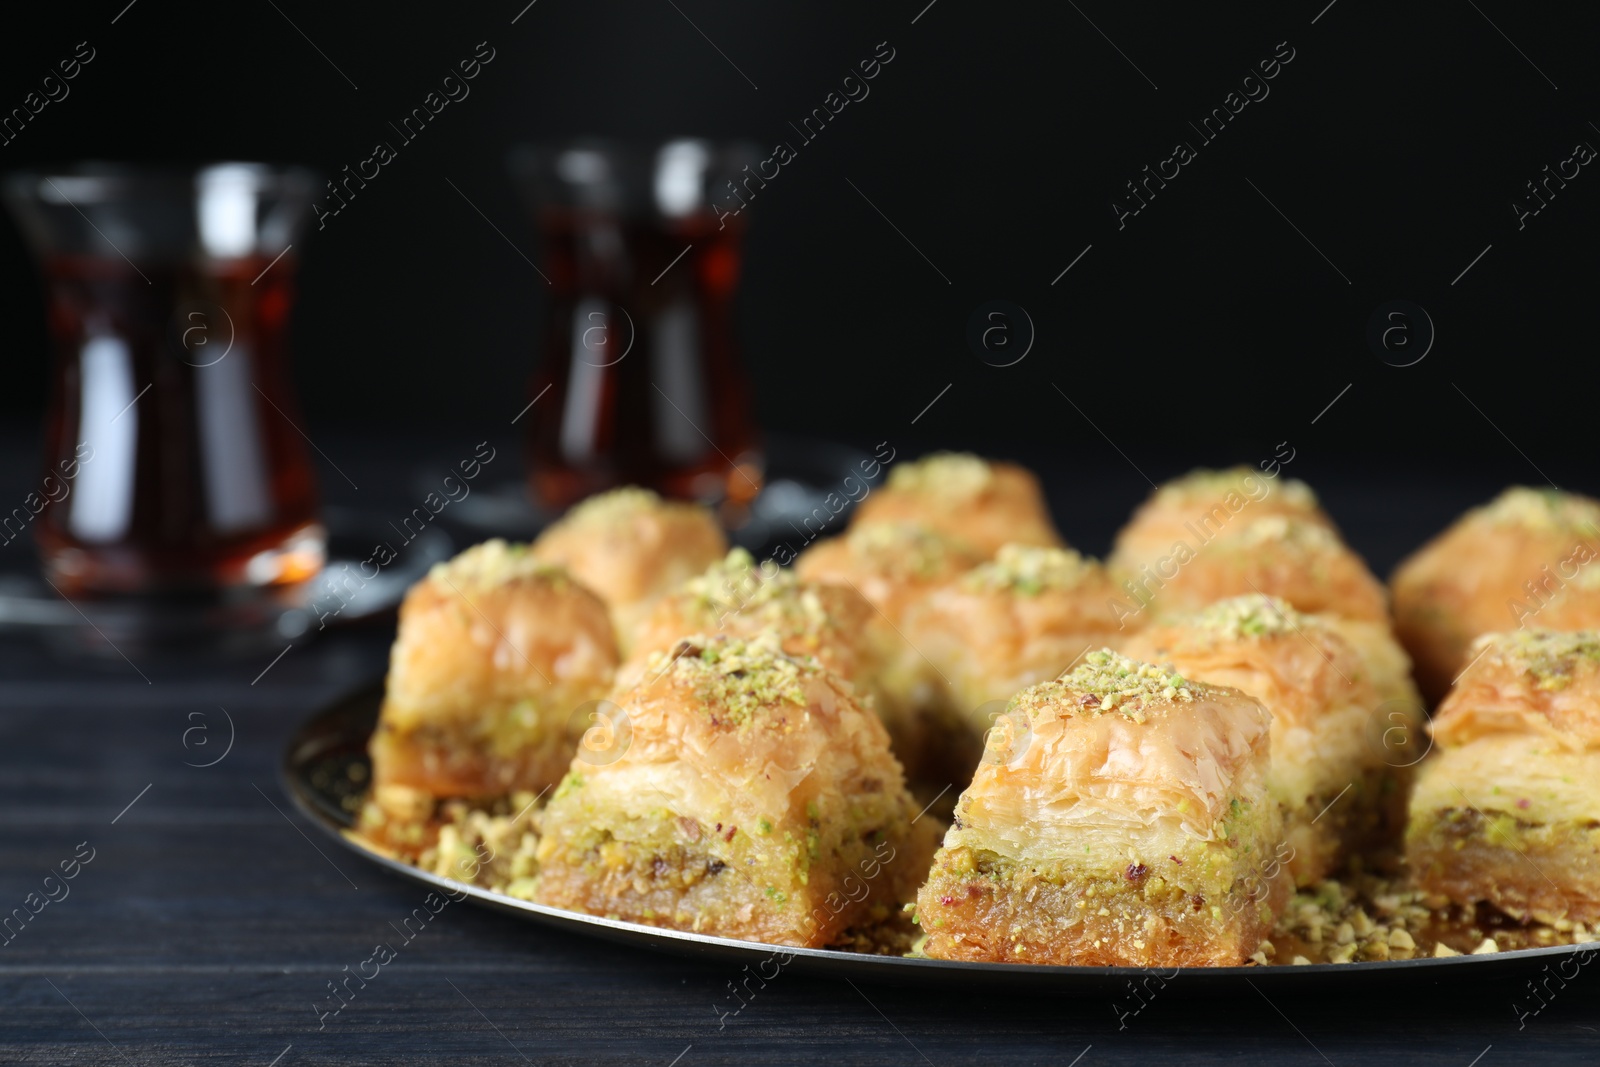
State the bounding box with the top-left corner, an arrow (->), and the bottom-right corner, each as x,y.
510,139 -> 764,513
3,163 -> 323,647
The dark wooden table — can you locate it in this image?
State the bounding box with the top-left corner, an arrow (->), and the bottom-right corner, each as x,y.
4,433 -> 1598,1065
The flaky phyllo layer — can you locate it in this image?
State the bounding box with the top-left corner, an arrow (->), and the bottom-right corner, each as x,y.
902,545 -> 1129,723
1126,595 -> 1382,810
621,548 -> 887,695
954,653 -> 1275,869
1408,791 -> 1600,924
915,838 -> 1288,967
1391,489 -> 1600,701
371,540 -> 619,799
1110,466 -> 1329,576
370,704 -> 581,801
916,651 -> 1285,964
1116,514 -> 1389,625
529,486 -> 728,646
792,521 -> 988,783
1408,630 -> 1600,922
851,451 -> 1064,554
1121,593 -> 1420,884
536,633 -> 935,946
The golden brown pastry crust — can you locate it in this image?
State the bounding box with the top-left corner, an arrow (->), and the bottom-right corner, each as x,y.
1431,629 -> 1600,749
850,452 -> 1063,555
1123,595 -> 1411,885
619,548 -> 882,690
915,651 -> 1287,965
371,540 -> 619,800
1408,630 -> 1600,923
916,850 -> 1289,967
1323,617 -> 1423,713
796,521 -> 985,626
796,522 -> 989,783
614,548 -> 954,788
1112,515 -> 1388,627
535,634 -> 938,946
1408,802 -> 1600,925
902,545 -> 1132,730
1112,467 -> 1332,576
531,487 -> 727,647
1391,487 -> 1600,704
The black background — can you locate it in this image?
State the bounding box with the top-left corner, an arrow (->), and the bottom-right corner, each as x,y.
0,2 -> 1596,497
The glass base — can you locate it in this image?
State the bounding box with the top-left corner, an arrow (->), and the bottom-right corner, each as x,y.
0,508 -> 454,661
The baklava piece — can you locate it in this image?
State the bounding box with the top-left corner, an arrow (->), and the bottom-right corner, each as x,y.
902,544 -> 1131,733
536,634 -> 937,946
796,521 -> 984,626
1391,487 -> 1600,704
1407,630 -> 1600,924
915,650 -> 1285,966
1125,513 -> 1415,721
1111,466 -> 1333,577
1114,514 -> 1388,626
850,451 -> 1064,555
797,522 -> 988,783
620,547 -> 888,701
1328,613 -> 1424,716
531,487 -> 727,648
1124,595 -> 1414,885
369,540 -> 620,804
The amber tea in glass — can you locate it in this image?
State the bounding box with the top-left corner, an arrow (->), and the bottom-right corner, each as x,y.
511,140 -> 763,512
3,164 -> 323,629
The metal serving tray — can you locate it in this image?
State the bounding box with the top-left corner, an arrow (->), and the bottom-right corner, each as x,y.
283,683 -> 1596,991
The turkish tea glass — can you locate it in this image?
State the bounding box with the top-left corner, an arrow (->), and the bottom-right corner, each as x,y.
510,139 -> 764,513
3,163 -> 323,645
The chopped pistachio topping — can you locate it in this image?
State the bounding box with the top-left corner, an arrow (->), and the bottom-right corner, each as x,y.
678,549 -> 825,629
844,522 -> 972,579
962,544 -> 1098,595
1224,515 -> 1340,552
644,632 -> 816,725
885,452 -> 995,499
429,538 -> 559,589
1010,649 -> 1197,723
1187,594 -> 1307,640
1154,466 -> 1317,510
554,485 -> 713,535
1476,486 -> 1600,534
1468,629 -> 1600,690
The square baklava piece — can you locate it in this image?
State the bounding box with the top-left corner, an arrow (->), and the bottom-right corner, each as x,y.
369,540 -> 619,804
1391,487 -> 1600,703
620,548 -> 885,695
1408,629 -> 1600,924
850,451 -> 1064,555
902,543 -> 1131,730
915,650 -> 1286,966
1126,595 -> 1419,884
797,520 -> 984,628
531,487 -> 727,649
1114,514 -> 1389,626
535,633 -> 937,946
1110,466 -> 1332,578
